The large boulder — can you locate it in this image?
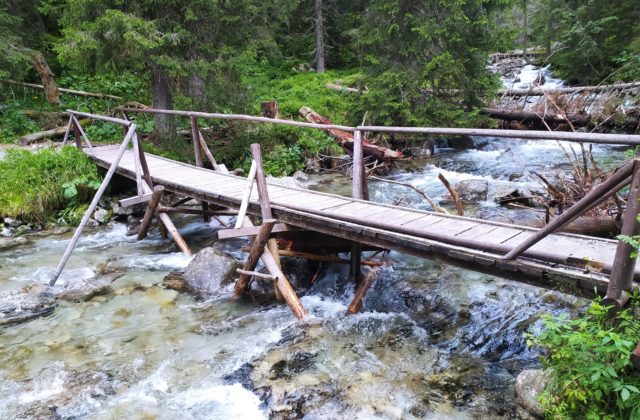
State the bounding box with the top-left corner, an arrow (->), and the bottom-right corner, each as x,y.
456,179 -> 489,202
183,247 -> 239,298
514,369 -> 551,417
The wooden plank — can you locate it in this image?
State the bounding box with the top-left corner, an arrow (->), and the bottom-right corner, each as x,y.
367,209 -> 427,226
456,223 -> 498,239
218,223 -> 299,239
119,193 -> 153,208
428,219 -> 477,236
403,215 -> 446,230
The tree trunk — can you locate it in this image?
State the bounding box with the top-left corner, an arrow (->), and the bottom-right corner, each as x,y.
31,52 -> 60,106
260,101 -> 279,118
314,0 -> 325,73
150,63 -> 176,147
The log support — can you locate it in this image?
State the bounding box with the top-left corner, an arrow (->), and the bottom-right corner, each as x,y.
137,186 -> 164,240
350,130 -> 366,283
347,268 -> 380,314
235,219 -> 277,293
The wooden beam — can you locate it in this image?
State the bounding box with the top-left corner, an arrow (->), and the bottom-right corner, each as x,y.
137,186 -> 164,240
503,161 -> 635,260
218,223 -> 299,240
241,247 -> 384,267
119,193 -> 153,208
347,268 -> 380,314
236,269 -> 278,281
235,219 -> 277,294
607,161 -> 640,302
235,160 -> 257,229
49,124 -> 136,286
158,212 -> 193,256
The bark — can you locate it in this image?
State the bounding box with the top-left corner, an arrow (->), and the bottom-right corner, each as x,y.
298,106 -> 402,160
481,108 -> 639,131
186,72 -> 206,108
260,100 -> 279,118
314,0 -> 325,73
31,52 -> 60,105
497,82 -> 640,97
18,118 -> 89,145
150,63 -> 177,147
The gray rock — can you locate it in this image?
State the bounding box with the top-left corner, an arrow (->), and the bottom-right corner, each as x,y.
3,217 -> 21,227
0,284 -> 56,326
111,201 -> 133,217
0,227 -> 12,237
456,179 -> 489,202
93,207 -> 111,225
86,218 -> 99,227
183,247 -> 239,298
293,171 -> 308,182
0,236 -> 28,251
53,276 -> 115,302
514,369 -> 551,417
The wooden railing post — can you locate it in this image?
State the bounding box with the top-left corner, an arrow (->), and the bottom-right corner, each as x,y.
72,117 -> 82,149
606,160 -> 640,306
61,116 -> 73,146
350,129 -> 366,283
190,115 -> 209,221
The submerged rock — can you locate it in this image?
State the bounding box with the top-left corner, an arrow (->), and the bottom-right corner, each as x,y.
456,179 -> 489,202
0,284 -> 56,326
183,247 -> 239,298
515,369 -> 551,417
52,276 -> 116,302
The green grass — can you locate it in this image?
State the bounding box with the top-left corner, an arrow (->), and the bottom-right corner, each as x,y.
0,146 -> 101,223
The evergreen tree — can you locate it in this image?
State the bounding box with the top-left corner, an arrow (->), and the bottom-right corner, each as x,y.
355,0 -> 514,126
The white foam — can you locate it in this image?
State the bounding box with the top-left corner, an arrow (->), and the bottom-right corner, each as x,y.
177,383 -> 266,419
18,363 -> 67,404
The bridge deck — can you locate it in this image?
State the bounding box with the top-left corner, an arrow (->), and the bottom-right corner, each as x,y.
89,144 -> 627,294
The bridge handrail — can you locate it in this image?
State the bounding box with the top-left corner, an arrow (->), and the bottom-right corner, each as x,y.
113,106 -> 640,145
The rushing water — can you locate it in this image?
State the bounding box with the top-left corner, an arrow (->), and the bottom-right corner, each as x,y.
0,60 -> 630,418
1,133 -> 625,419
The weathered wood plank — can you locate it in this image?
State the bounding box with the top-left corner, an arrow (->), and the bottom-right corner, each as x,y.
218,223 -> 299,239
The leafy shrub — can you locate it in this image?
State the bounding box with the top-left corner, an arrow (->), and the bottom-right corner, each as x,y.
527,296 -> 640,419
0,146 -> 101,223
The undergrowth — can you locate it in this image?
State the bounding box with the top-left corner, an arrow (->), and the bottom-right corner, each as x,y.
527,295 -> 640,419
0,146 -> 101,224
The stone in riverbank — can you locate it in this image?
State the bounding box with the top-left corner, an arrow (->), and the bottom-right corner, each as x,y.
182,247 -> 239,298
514,369 -> 551,417
0,284 -> 56,326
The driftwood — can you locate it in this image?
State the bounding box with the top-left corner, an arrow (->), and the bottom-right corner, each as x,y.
18,118 -> 90,145
437,173 -> 464,216
347,267 -> 380,314
519,216 -> 619,236
299,106 -> 402,161
497,82 -> 640,97
3,79 -> 124,101
481,108 -> 639,131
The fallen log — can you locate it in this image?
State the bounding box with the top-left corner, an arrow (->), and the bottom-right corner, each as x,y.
298,106 -> 402,161
18,118 -> 91,145
497,82 -> 640,97
3,79 -> 125,101
518,216 -> 619,237
481,108 -> 639,131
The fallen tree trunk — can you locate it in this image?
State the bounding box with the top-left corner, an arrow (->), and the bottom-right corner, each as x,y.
3,79 -> 124,101
497,82 -> 640,97
31,52 -> 60,106
298,106 -> 402,160
481,108 -> 639,131
519,216 -> 619,237
326,83 -> 365,94
18,118 -> 90,145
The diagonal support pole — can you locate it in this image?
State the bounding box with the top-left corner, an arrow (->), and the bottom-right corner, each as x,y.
50,124 -> 136,286
606,160 -> 640,305
502,160 -> 636,260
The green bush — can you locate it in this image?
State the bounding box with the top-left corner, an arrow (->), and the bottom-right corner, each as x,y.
0,146 -> 101,223
527,296 -> 640,419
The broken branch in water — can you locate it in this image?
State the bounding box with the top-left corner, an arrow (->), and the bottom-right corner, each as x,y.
369,175 -> 448,214
437,173 -> 464,216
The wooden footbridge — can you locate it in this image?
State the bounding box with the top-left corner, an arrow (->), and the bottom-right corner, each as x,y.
48,109 -> 640,319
